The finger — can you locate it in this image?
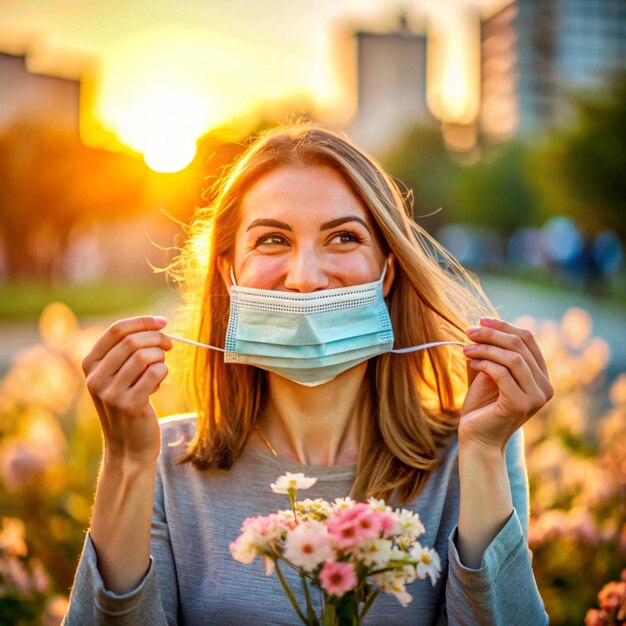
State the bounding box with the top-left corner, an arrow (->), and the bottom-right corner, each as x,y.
463,343 -> 539,397
82,316 -> 168,373
468,358 -> 545,418
479,318 -> 548,377
109,362 -> 168,418
97,330 -> 172,378
466,360 -> 478,386
467,358 -> 523,402
466,324 -> 551,396
130,362 -> 169,399
108,347 -> 167,390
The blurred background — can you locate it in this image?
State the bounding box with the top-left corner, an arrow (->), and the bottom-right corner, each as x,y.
0,0 -> 624,624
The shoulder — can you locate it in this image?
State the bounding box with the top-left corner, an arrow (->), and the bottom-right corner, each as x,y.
158,412 -> 198,453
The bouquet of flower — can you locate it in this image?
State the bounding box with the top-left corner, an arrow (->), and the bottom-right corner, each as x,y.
230,472 -> 441,626
585,568 -> 626,626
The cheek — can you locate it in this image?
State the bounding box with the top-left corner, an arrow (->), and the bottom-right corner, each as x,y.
328,252 -> 384,285
236,254 -> 286,289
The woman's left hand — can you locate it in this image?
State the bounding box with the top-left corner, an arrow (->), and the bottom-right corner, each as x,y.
459,317 -> 554,452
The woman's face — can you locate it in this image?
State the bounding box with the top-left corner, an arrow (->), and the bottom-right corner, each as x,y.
226,164 -> 394,294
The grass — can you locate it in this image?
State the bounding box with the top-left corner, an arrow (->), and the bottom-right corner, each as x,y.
0,280 -> 169,320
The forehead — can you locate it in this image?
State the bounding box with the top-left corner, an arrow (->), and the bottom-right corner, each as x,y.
238,164 -> 372,225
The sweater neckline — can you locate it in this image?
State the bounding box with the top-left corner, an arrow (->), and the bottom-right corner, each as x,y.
243,443 -> 357,482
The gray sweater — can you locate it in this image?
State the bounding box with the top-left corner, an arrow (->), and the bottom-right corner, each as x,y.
63,414 -> 548,625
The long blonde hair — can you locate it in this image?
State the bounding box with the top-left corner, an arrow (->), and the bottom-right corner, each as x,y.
170,121 -> 496,504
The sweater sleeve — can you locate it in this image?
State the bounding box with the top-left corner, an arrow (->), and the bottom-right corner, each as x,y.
61,463 -> 178,625
440,428 -> 549,625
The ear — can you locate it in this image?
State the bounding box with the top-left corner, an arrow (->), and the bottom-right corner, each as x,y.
382,253 -> 396,298
216,256 -> 233,293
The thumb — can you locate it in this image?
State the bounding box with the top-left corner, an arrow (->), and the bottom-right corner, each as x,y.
466,360 -> 478,387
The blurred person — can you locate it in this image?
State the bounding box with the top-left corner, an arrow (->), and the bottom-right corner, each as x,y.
63,123 -> 552,624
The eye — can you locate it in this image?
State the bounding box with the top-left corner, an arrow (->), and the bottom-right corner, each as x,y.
327,231 -> 364,246
254,233 -> 290,248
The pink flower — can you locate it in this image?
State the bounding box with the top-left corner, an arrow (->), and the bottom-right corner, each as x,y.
598,581 -> 626,610
319,561 -> 358,597
241,514 -> 281,537
584,608 -> 608,626
326,503 -> 394,550
284,521 -> 334,572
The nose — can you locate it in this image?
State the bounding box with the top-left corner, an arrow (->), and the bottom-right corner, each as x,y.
283,249 -> 329,292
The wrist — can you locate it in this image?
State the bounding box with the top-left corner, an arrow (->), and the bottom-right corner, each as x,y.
458,432 -> 507,462
458,439 -> 508,477
103,450 -> 159,476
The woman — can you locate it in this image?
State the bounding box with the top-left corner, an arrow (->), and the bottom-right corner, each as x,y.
63,123 -> 552,624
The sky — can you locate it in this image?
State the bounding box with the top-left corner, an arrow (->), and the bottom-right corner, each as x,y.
0,0 -> 508,170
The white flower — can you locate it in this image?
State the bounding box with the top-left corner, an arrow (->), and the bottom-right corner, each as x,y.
367,497 -> 393,512
271,472 -> 317,494
297,498 -> 332,520
332,497 -> 354,510
401,563 -> 417,585
284,520 -> 334,571
370,571 -> 414,607
357,538 -> 393,567
229,531 -> 258,564
391,588 -> 413,607
410,542 -> 442,586
394,509 -> 425,540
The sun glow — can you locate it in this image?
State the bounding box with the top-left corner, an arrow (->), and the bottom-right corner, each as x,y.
94,32 -> 242,173
112,89 -> 206,173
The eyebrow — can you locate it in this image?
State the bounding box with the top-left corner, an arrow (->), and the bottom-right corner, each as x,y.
320,216 -> 371,233
246,218 -> 292,232
245,215 -> 371,233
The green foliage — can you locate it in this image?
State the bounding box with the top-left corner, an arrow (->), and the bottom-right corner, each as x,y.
532,74 -> 626,239
0,280 -> 166,320
382,128 -> 541,236
453,143 -> 541,235
381,126 -> 459,234
382,76 -> 626,245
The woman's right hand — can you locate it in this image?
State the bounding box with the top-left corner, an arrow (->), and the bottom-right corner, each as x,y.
82,315 -> 173,465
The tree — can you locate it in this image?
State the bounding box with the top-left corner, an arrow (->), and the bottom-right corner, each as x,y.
381,125 -> 460,234
0,121 -> 147,281
453,142 -> 541,236
531,73 -> 626,240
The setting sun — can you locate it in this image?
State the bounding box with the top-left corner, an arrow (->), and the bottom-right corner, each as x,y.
110,89 -> 205,173
93,33 -> 236,172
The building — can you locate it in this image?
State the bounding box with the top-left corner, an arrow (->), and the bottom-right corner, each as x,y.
349,16 -> 435,155
480,0 -> 626,142
0,51 -> 80,133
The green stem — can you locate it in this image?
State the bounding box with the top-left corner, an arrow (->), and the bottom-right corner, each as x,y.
322,600 -> 336,626
357,589 -> 380,624
368,560 -> 419,576
300,572 -> 319,626
288,487 -> 298,521
275,561 -> 309,625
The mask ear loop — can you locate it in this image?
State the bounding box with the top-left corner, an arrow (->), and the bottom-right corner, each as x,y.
230,266 -> 238,286
166,335 -> 226,352
390,340 -> 465,354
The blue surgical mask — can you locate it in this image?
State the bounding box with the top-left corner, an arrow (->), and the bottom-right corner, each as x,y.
222,265 -> 393,386
167,263 -> 464,386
